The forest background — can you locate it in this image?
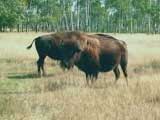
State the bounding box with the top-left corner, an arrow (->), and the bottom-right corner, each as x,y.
0,0 -> 159,33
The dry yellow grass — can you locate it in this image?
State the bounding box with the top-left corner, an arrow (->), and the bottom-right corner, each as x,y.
0,33 -> 160,120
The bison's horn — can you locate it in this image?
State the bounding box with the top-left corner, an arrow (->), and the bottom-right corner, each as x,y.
77,39 -> 87,51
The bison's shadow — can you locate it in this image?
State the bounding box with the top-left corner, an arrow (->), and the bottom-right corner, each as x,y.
7,73 -> 54,79
7,73 -> 39,79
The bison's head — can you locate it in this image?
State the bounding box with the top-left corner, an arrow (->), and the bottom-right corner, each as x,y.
58,39 -> 82,68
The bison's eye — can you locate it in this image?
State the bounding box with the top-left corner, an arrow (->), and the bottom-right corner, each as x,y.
76,47 -> 81,53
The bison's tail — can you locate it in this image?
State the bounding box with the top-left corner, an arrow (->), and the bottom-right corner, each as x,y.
26,39 -> 36,49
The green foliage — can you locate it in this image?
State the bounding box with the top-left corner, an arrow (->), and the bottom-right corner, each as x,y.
0,0 -> 24,30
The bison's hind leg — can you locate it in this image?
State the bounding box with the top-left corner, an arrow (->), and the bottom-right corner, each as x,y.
113,66 -> 120,83
120,58 -> 128,86
37,56 -> 46,77
37,59 -> 41,77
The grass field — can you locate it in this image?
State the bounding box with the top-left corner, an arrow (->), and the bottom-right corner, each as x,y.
0,32 -> 160,120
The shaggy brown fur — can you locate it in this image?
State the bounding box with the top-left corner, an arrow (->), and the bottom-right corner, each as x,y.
62,33 -> 128,85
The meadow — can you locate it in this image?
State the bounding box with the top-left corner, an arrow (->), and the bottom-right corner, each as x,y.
0,32 -> 160,120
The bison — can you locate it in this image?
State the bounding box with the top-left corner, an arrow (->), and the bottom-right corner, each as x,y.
59,32 -> 128,85
26,32 -> 93,76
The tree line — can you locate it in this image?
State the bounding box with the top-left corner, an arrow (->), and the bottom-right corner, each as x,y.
0,0 -> 159,33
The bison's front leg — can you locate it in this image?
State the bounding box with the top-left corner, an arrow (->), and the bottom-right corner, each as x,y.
85,73 -> 90,86
85,73 -> 98,86
90,73 -> 98,84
